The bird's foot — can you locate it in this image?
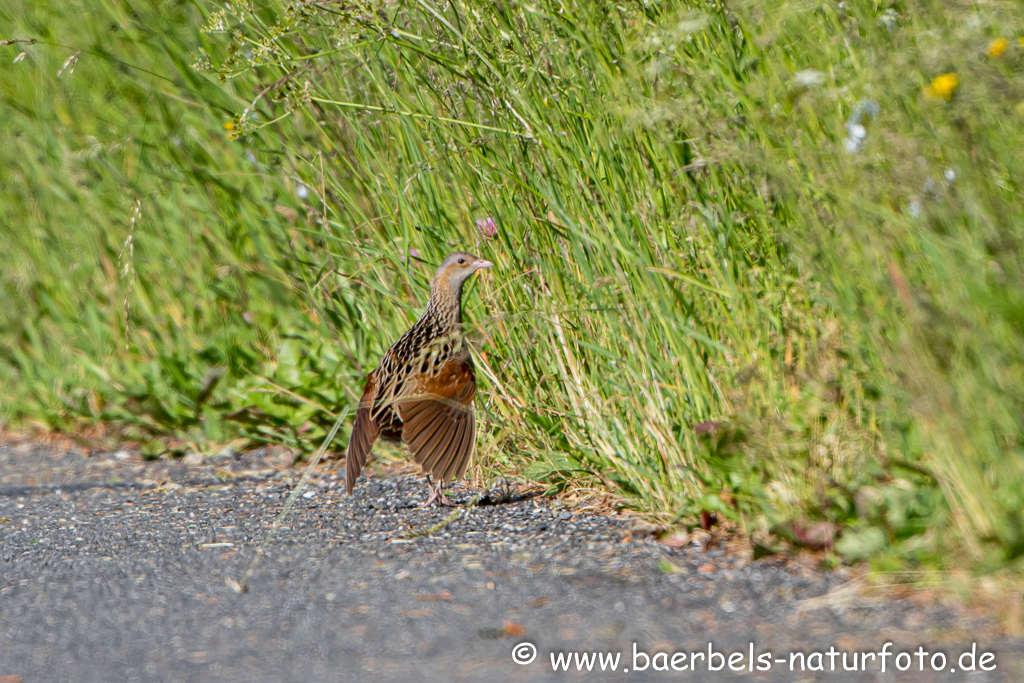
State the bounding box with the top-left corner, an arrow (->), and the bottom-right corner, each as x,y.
423,480 -> 457,507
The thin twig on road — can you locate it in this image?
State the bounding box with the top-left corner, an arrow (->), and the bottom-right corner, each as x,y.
230,406 -> 349,594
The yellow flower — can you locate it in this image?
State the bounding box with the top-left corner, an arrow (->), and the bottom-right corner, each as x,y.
987,37 -> 1008,57
224,120 -> 235,131
926,73 -> 958,101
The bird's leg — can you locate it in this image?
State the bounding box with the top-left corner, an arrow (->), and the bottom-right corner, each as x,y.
423,475 -> 456,507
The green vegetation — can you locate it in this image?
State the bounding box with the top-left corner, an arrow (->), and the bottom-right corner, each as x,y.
2,0 -> 1023,580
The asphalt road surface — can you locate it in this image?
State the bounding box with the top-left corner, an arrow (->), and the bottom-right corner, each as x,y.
1,438 -> 1020,682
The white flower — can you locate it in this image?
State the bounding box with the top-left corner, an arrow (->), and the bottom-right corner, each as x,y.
842,100 -> 878,154
850,100 -> 879,124
297,184 -> 309,200
908,200 -> 922,218
879,9 -> 898,32
944,168 -> 956,182
794,69 -> 825,88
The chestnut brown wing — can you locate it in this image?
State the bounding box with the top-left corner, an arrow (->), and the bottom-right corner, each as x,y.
345,370 -> 381,494
397,352 -> 477,483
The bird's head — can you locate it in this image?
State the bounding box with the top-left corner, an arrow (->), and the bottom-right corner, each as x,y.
433,251 -> 493,292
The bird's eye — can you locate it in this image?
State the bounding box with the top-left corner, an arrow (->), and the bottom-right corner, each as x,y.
457,258 -> 465,264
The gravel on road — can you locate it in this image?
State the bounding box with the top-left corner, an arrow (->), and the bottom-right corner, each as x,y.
1,438 -> 1020,682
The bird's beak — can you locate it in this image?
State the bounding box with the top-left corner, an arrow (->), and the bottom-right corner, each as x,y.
474,259 -> 494,271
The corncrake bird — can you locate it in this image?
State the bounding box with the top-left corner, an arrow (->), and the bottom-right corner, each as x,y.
344,251 -> 493,506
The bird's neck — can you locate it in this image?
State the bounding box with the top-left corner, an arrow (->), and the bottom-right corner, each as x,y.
422,278 -> 462,334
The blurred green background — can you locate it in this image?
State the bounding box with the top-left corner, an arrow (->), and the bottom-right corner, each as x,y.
2,0 -> 1023,585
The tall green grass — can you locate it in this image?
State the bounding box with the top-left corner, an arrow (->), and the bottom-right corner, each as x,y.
2,0 -> 1022,578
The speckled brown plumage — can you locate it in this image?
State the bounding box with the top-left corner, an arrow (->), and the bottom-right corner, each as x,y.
345,251 -> 493,505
